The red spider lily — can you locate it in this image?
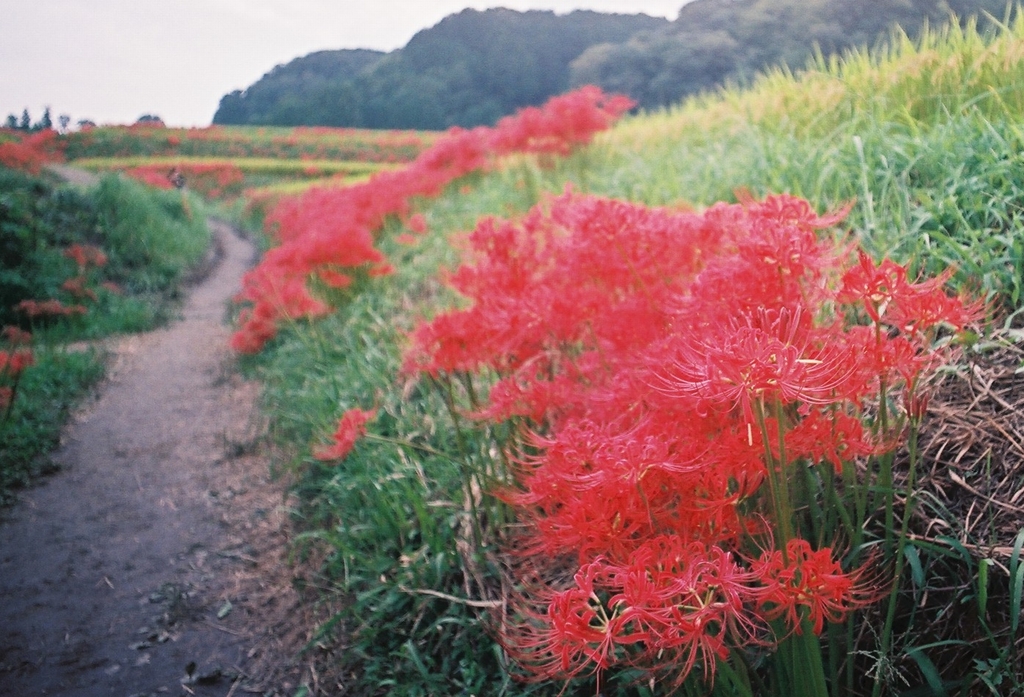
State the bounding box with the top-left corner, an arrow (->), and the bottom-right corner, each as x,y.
406,213 -> 428,234
2,326 -> 31,346
488,86 -> 634,156
504,412 -> 761,566
837,250 -> 912,323
403,189 -> 722,425
658,307 -> 857,427
0,326 -> 34,419
839,326 -> 935,401
752,538 -> 869,636
508,539 -> 765,686
63,244 -> 107,270
837,250 -> 982,334
0,130 -> 65,173
541,562 -> 623,676
616,541 -> 763,686
316,268 -> 354,290
506,561 -> 625,681
312,407 -> 377,462
124,167 -> 174,189
0,348 -> 34,377
61,276 -> 98,301
16,299 -> 87,318
404,189 -> 977,686
782,408 -> 879,472
123,162 -> 246,198
229,305 -> 280,354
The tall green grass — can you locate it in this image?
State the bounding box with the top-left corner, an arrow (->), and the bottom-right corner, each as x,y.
0,347 -> 105,505
247,12 -> 1024,696
90,174 -> 211,297
577,14 -> 1024,307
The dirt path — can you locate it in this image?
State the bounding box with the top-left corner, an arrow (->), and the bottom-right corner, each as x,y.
0,221 -> 314,696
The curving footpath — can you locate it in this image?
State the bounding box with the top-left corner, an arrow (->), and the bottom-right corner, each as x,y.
0,220 -> 300,696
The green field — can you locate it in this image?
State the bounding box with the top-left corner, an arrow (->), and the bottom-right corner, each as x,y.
71,155 -> 389,176
61,123 -> 436,162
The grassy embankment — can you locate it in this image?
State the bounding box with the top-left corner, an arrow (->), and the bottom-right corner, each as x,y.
239,14 -> 1024,697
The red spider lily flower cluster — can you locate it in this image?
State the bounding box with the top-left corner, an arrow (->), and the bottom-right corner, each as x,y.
15,299 -> 87,319
0,326 -> 33,416
0,130 -> 65,174
60,244 -> 108,302
230,87 -> 633,354
61,276 -> 97,301
403,191 -> 980,685
64,243 -> 107,270
13,242 -> 110,324
122,162 -> 246,199
312,407 -> 377,462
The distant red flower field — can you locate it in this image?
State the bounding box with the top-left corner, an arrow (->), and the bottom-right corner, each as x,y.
230,86 -> 635,354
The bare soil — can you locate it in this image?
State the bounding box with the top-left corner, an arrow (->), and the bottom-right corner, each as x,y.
0,220 -> 325,696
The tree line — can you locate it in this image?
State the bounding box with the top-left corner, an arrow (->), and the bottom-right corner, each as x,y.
4,107 -> 61,133
214,0 -> 1015,130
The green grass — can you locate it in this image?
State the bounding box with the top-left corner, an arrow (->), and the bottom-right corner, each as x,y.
0,346 -> 105,505
89,174 -> 211,297
72,155 -> 390,177
241,173 -> 377,197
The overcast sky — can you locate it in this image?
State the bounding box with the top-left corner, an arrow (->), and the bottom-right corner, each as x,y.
1,1 -> 685,128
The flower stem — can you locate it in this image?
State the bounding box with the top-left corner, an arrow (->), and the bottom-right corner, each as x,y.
873,413 -> 922,697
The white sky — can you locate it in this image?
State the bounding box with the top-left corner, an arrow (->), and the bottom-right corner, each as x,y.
0,1 -> 685,128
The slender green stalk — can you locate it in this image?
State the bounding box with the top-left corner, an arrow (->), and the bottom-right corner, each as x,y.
872,410 -> 922,697
872,328 -> 897,562
435,373 -> 483,550
1,373 -> 21,424
754,398 -> 794,548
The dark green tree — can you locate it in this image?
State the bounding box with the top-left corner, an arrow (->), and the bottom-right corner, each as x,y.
36,107 -> 53,131
212,49 -> 385,126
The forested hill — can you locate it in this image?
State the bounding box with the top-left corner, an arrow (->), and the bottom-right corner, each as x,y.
213,9 -> 668,129
213,1 -> 1013,130
212,49 -> 385,126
